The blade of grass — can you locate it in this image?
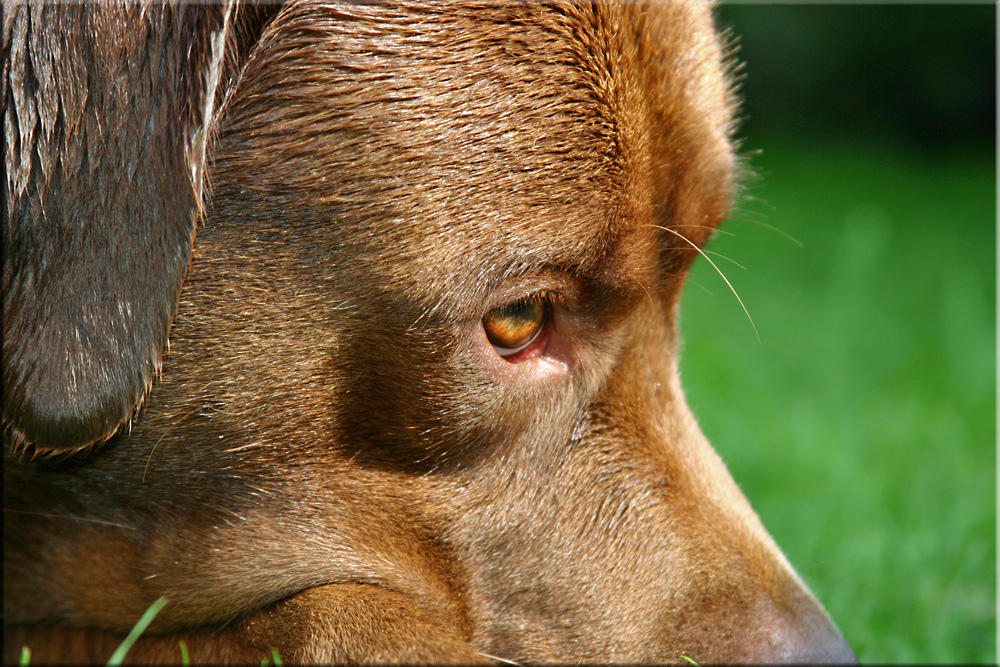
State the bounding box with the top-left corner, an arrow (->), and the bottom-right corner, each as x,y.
107,597 -> 168,666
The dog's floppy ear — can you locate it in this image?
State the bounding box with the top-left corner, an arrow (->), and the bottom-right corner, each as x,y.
2,2 -> 234,454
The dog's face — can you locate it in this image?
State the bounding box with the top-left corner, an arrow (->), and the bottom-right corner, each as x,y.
3,2 -> 855,663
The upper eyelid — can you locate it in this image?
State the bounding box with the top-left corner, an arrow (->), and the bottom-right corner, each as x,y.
491,290 -> 558,312
480,270 -> 583,314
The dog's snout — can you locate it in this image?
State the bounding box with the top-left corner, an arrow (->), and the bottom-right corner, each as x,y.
636,405 -> 857,665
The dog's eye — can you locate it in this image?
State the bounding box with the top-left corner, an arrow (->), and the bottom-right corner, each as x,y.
483,299 -> 550,358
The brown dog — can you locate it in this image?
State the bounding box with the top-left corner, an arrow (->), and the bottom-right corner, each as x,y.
3,1 -> 856,664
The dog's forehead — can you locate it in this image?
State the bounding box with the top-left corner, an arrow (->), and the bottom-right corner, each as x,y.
216,1 -> 729,311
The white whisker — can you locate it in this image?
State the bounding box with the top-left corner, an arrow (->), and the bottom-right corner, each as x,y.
653,225 -> 760,344
477,652 -> 522,665
704,250 -> 747,271
728,216 -> 803,246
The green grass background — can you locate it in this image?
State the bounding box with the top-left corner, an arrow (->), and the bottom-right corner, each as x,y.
678,138 -> 995,663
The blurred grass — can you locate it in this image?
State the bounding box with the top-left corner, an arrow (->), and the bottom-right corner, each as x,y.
678,139 -> 995,663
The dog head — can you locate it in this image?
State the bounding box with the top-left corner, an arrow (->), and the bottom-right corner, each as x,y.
4,2 -> 855,663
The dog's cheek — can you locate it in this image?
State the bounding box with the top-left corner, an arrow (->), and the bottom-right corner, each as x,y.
325,312 -> 593,474
327,323 -> 509,472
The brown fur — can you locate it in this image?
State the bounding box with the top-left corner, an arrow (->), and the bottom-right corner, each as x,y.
3,2 -> 856,663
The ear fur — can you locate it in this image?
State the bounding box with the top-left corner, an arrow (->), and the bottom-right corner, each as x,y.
2,1 -> 234,454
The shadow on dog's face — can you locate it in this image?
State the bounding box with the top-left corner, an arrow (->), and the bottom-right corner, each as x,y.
3,2 -> 855,663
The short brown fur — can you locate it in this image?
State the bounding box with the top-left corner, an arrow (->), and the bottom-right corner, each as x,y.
3,2 -> 855,663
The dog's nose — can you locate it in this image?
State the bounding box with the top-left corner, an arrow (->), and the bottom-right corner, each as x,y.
724,568 -> 860,665
784,629 -> 859,665
775,592 -> 859,665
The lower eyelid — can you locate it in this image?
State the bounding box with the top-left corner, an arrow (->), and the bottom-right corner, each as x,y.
491,331 -> 539,357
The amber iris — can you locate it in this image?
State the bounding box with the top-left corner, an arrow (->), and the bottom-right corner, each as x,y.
483,299 -> 548,356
